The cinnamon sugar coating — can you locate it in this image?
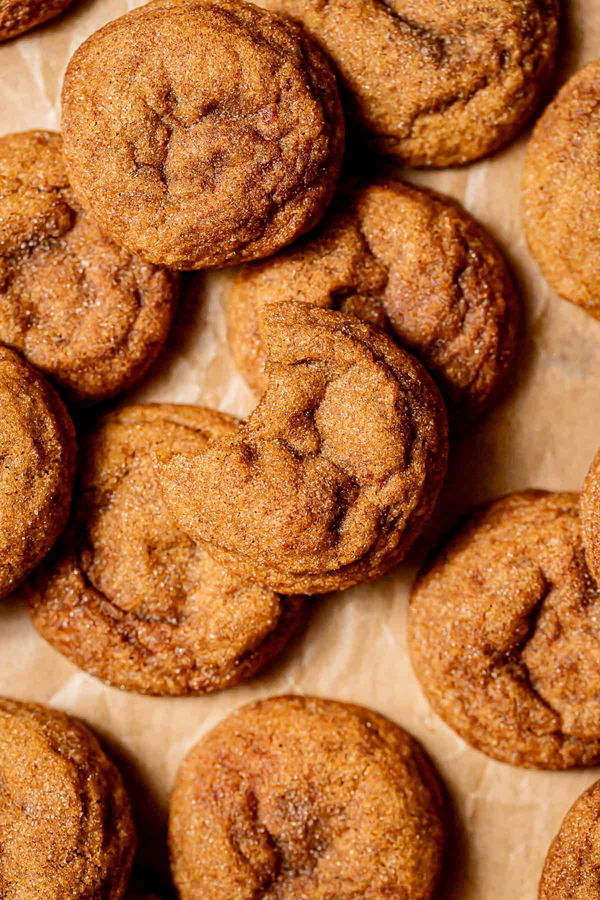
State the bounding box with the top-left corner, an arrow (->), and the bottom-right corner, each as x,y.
539,779 -> 600,899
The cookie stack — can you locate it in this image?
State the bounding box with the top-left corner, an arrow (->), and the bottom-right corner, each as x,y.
1,0 -> 599,896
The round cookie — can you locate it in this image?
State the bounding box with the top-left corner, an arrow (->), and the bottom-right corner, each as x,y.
157,303 -> 448,594
523,60 -> 600,320
580,448 -> 600,583
265,0 -> 559,166
61,0 -> 344,270
0,0 -> 73,40
0,697 -> 135,898
0,130 -> 178,403
0,345 -> 75,600
24,404 -> 305,696
228,180 -> 520,421
539,779 -> 600,899
408,491 -> 600,769
169,695 -> 446,900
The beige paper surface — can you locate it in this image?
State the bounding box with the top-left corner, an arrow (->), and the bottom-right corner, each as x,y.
1,2 -> 599,896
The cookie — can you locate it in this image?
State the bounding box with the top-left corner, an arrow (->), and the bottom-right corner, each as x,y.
523,60 -> 600,319
0,0 -> 72,40
265,0 -> 559,166
408,491 -> 600,769
0,345 -> 75,600
169,695 -> 446,899
61,0 -> 344,270
24,404 -> 305,696
228,180 -> 520,421
0,697 -> 135,898
0,130 -> 178,403
158,303 -> 448,594
580,448 -> 600,583
538,779 -> 600,899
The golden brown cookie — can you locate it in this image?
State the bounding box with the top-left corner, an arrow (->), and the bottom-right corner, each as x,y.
409,491 -> 600,769
61,0 -> 344,270
0,0 -> 72,40
158,303 -> 448,594
538,779 -> 600,899
24,403 -> 305,696
523,60 -> 600,320
0,697 -> 135,898
580,448 -> 600,584
169,695 -> 446,900
265,0 -> 559,166
228,180 -> 520,421
0,345 -> 75,600
0,130 -> 178,403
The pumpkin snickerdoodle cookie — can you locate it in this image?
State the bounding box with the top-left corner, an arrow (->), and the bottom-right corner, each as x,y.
538,778 -> 600,899
580,447 -> 600,584
0,130 -> 178,403
0,345 -> 75,601
24,404 -> 305,696
0,0 -> 73,40
158,303 -> 448,595
228,180 -> 520,421
61,0 -> 344,270
0,697 -> 135,899
409,491 -> 600,769
169,695 -> 446,900
265,0 -> 559,166
523,60 -> 600,320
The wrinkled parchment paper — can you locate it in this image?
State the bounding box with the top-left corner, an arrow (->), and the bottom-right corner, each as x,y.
2,2 -> 600,895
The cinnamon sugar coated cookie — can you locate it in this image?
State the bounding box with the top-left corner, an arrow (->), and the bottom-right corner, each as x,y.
61,0 -> 344,269
25,404 -> 305,696
228,180 -> 520,421
539,779 -> 600,899
158,303 -> 448,594
0,0 -> 73,40
409,491 -> 600,769
265,0 -> 559,165
0,131 -> 178,403
523,60 -> 600,319
169,695 -> 446,899
580,448 -> 600,584
0,698 -> 135,898
0,346 -> 75,600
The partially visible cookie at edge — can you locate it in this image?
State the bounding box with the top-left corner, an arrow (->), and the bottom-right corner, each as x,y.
0,345 -> 75,600
24,403 -> 306,696
227,179 -> 520,421
409,490 -> 600,769
169,695 -> 446,900
0,0 -> 73,41
539,778 -> 600,899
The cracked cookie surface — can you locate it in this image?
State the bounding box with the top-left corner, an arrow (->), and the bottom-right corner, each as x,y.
157,303 -> 448,594
169,695 -> 446,900
228,180 -> 520,421
24,403 -> 305,696
0,697 -> 135,899
0,345 -> 75,600
539,778 -> 600,899
523,60 -> 600,320
61,0 -> 344,270
0,131 -> 178,403
0,0 -> 72,40
409,491 -> 600,769
264,0 -> 558,165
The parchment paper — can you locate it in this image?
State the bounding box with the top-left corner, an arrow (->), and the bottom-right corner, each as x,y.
1,2 -> 599,896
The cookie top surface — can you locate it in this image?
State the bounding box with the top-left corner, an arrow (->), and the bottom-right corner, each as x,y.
169,695 -> 446,900
0,0 -> 72,40
0,130 -> 178,403
409,490 -> 600,769
538,778 -> 600,899
580,448 -> 600,583
0,697 -> 135,899
266,0 -> 558,165
158,303 -> 448,594
523,60 -> 600,318
61,0 -> 344,270
25,403 -> 304,696
228,180 -> 520,421
0,345 -> 75,600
